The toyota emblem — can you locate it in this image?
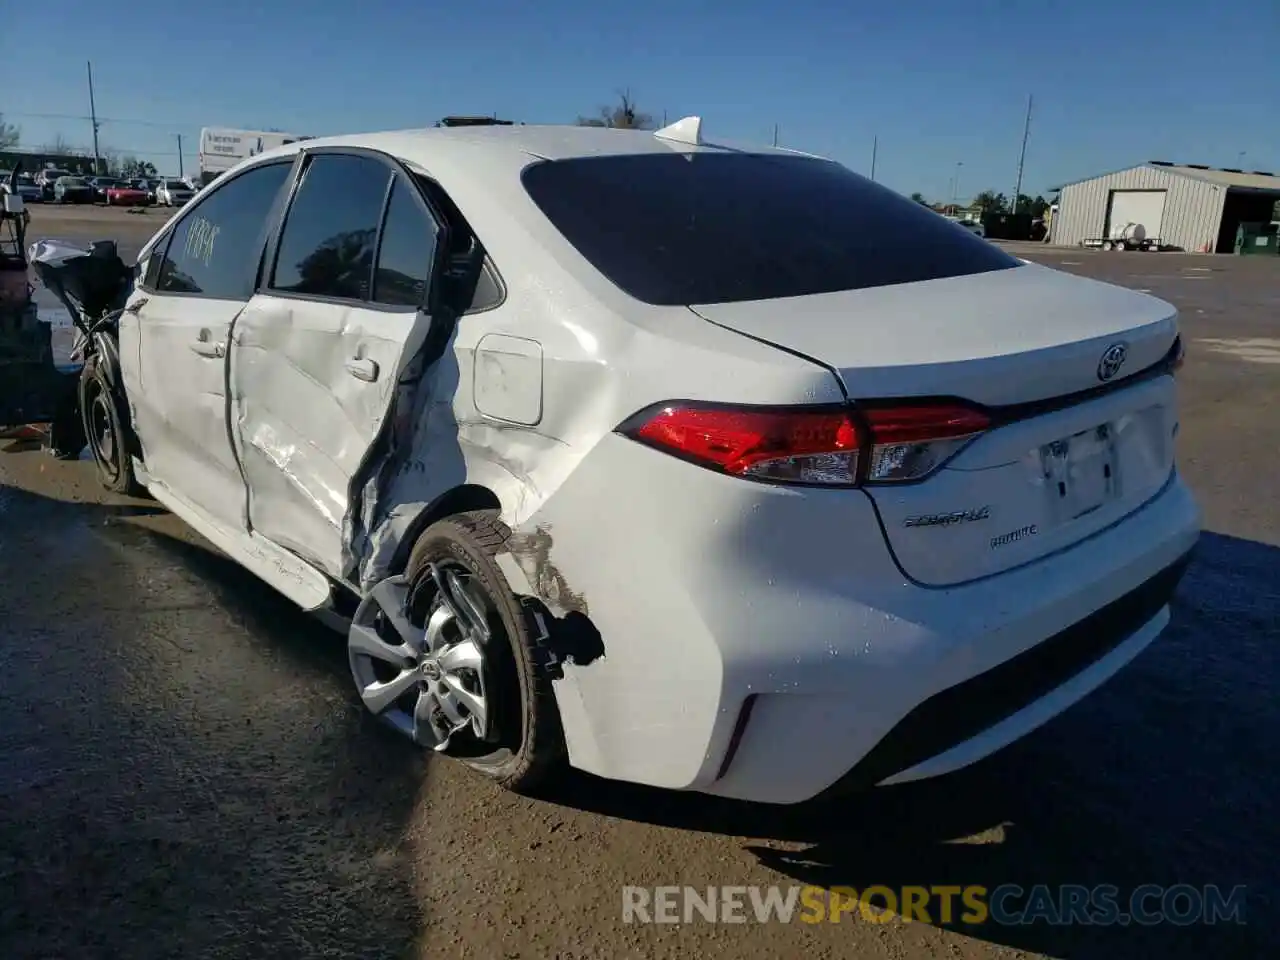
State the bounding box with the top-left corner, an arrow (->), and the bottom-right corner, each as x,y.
1097,342 -> 1128,382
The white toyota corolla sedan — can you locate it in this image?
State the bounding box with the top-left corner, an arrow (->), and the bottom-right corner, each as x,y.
45,118 -> 1201,804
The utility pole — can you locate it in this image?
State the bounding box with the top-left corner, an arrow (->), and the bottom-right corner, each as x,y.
86,61 -> 102,176
772,123 -> 779,147
870,135 -> 878,182
176,134 -> 184,178
952,161 -> 963,209
1011,94 -> 1032,214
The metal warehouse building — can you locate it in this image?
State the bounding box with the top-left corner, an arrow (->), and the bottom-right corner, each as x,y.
1051,161 -> 1280,253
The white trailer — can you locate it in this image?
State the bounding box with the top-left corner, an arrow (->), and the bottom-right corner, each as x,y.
197,127 -> 312,185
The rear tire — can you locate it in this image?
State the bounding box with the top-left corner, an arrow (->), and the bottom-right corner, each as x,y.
404,511 -> 565,792
79,357 -> 143,496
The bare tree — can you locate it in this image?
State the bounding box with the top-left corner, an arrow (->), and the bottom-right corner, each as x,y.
41,134 -> 84,157
577,90 -> 655,130
0,114 -> 19,150
117,155 -> 158,179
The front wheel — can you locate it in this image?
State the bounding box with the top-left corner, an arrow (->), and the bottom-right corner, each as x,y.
347,510 -> 565,793
79,357 -> 143,496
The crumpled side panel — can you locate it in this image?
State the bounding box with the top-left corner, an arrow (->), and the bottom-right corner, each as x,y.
231,296 -> 417,575
351,327 -> 581,592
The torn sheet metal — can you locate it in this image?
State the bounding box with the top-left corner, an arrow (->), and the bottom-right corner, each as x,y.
349,334 -> 575,591
230,295 -> 433,577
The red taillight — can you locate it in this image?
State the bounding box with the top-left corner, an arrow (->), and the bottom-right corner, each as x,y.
619,401 -> 990,487
629,405 -> 860,485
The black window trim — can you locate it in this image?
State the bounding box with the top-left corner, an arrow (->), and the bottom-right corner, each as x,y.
260,145 -> 452,315
463,256 -> 507,316
137,155 -> 302,301
404,170 -> 507,316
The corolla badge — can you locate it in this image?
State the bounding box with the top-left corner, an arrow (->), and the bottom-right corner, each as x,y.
1097,342 -> 1128,382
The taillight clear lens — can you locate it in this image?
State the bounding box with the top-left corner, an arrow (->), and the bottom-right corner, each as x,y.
625,405 -> 861,485
619,401 -> 991,487
861,405 -> 991,483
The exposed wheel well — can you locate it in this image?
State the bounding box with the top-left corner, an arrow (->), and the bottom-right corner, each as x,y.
389,484 -> 503,575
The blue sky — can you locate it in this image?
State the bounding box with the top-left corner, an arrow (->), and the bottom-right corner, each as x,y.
3,0 -> 1277,201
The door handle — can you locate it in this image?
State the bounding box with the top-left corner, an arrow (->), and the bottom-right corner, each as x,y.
124,296 -> 149,315
345,357 -> 379,382
190,340 -> 225,358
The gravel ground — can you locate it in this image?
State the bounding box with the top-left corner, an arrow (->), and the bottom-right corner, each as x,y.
1,206 -> 1275,959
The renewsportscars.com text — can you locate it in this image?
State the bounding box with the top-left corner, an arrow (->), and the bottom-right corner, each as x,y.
622,884 -> 1247,926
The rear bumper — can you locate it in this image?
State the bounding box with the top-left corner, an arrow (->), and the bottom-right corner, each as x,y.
698,475 -> 1199,804
816,548 -> 1192,795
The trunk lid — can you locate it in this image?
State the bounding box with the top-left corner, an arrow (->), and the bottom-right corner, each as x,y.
691,263 -> 1180,586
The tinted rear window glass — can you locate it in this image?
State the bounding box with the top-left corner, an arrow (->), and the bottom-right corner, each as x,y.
521,153 -> 1019,306
271,154 -> 389,300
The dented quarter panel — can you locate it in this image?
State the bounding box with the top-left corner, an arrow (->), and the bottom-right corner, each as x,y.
356,280 -> 844,590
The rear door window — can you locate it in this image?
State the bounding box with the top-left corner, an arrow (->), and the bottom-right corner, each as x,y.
270,154 -> 390,301
521,152 -> 1020,306
372,178 -> 438,307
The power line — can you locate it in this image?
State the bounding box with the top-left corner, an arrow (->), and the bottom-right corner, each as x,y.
7,146 -> 188,158
4,110 -> 199,130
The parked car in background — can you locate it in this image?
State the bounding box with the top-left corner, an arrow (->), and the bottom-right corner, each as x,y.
156,178 -> 195,206
105,181 -> 152,206
125,178 -> 156,201
14,174 -> 43,203
89,177 -> 125,203
1,171 -> 43,204
38,169 -> 73,200
945,215 -> 986,239
53,176 -> 95,204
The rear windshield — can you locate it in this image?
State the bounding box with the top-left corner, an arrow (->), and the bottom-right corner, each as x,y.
521,153 -> 1019,306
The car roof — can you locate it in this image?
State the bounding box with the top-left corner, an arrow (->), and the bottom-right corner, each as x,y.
252,122 -> 827,171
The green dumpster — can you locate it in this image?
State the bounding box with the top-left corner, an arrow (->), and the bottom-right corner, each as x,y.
1235,222 -> 1280,255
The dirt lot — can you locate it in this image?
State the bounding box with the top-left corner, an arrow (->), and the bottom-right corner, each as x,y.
1,207 -> 1276,959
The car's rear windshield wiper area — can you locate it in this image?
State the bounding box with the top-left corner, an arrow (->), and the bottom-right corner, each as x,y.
521,152 -> 1020,307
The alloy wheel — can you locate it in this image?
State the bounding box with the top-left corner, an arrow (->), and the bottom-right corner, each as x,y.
348,565 -> 494,751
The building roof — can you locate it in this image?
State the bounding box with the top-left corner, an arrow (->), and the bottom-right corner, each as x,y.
1051,161 -> 1280,193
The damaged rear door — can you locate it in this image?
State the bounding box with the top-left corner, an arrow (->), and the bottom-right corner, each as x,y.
229,148 -> 447,579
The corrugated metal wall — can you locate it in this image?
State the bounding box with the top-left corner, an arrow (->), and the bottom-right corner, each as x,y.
1055,165 -> 1225,252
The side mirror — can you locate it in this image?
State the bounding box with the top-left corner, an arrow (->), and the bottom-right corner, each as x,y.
3,194 -> 25,215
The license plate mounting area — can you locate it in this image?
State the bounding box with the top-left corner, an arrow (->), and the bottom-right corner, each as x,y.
1039,422 -> 1119,523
